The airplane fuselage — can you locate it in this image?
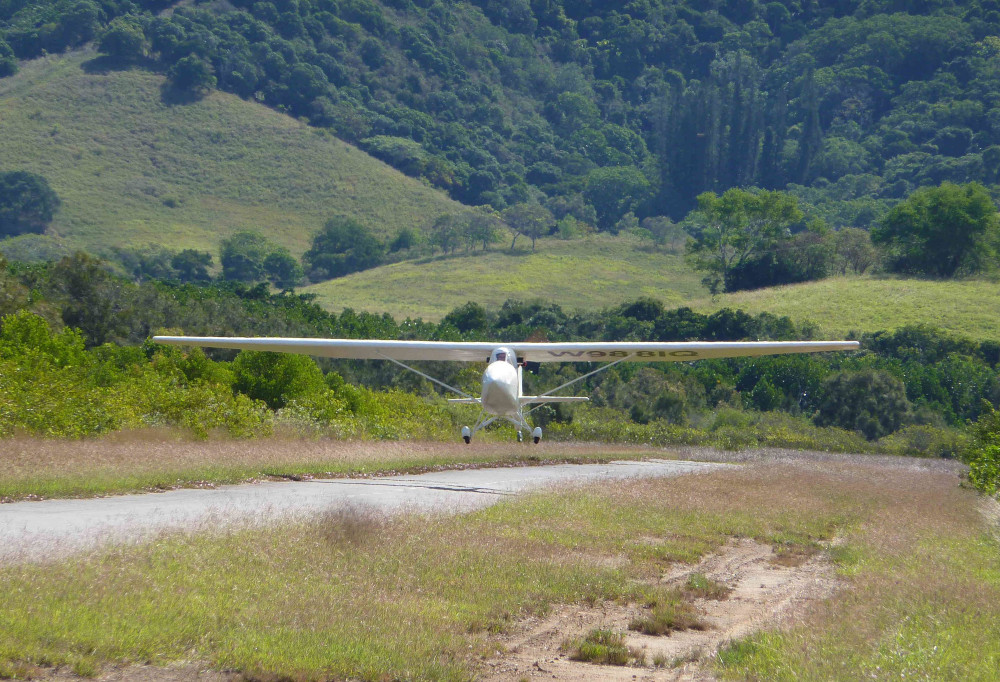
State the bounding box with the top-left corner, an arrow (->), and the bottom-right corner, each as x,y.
481,359 -> 521,417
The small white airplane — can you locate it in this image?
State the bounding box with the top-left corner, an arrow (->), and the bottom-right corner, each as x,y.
152,336 -> 859,443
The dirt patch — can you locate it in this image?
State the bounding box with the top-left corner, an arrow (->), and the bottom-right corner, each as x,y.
480,539 -> 838,681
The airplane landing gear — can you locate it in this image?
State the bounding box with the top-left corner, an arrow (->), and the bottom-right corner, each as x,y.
532,426 -> 542,444
461,426 -> 471,444
517,431 -> 523,442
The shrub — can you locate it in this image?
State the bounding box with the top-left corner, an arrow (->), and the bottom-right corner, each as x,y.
814,370 -> 911,440
963,403 -> 1000,496
231,351 -> 326,409
0,171 -> 60,237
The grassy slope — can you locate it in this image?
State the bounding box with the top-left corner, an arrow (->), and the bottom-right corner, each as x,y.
691,276 -> 1000,341
303,235 -> 705,321
305,235 -> 1000,341
0,50 -> 458,257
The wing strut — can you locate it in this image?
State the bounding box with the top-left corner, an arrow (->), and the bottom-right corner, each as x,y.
524,354 -> 634,416
375,351 -> 474,399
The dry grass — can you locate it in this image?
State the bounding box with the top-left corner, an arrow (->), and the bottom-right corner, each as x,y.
0,434 -> 668,502
0,454 -> 994,680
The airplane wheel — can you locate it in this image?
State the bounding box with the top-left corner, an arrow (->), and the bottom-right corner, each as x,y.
461,426 -> 471,444
517,431 -> 523,442
532,427 -> 542,445
533,437 -> 540,444
463,436 -> 471,444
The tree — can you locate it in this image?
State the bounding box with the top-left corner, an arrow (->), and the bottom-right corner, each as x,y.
167,55 -> 216,96
833,228 -> 879,275
220,231 -> 271,282
503,203 -> 553,250
583,166 -> 651,231
465,206 -> 503,251
389,227 -> 417,253
0,171 -> 60,237
171,249 -> 213,282
872,182 -> 1000,277
303,217 -> 385,280
814,369 -> 911,440
98,17 -> 148,61
263,248 -> 304,289
685,189 -> 805,294
441,302 -> 489,334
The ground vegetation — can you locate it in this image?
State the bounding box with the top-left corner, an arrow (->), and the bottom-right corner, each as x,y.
0,461 -> 994,680
1,254 -> 997,458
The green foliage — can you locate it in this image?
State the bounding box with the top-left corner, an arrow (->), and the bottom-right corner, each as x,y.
262,248 -> 303,289
814,370 -> 911,440
303,217 -> 385,281
583,167 -> 651,231
0,311 -> 271,438
962,403 -> 1000,496
0,39 -> 15,77
685,189 -> 810,294
166,55 -> 216,97
170,249 -> 213,282
872,182 -> 1000,277
219,231 -> 294,284
832,227 -> 879,275
503,203 -> 553,250
98,16 -> 148,62
231,351 -> 326,410
0,170 -> 60,237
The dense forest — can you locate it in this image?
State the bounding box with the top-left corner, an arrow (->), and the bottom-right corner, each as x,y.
3,0 -> 1000,233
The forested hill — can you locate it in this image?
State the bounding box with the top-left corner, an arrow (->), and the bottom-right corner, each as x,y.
4,0 -> 999,231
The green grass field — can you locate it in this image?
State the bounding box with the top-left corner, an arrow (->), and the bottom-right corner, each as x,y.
692,276 -> 1000,342
303,235 -> 705,321
305,235 -> 1000,341
0,50 -> 458,258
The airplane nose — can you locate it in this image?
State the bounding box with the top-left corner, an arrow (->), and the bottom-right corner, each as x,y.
482,362 -> 519,415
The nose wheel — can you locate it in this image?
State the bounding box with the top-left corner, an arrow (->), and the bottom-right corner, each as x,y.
532,426 -> 542,444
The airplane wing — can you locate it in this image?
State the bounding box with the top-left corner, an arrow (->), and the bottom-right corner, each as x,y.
152,336 -> 859,363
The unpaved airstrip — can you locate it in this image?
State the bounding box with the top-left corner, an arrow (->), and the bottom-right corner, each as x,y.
0,458 -> 727,562
0,448 -> 976,681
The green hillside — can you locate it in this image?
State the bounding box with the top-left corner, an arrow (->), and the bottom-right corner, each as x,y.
0,50 -> 458,258
306,240 -> 1000,342
692,277 -> 1000,342
302,235 -> 704,321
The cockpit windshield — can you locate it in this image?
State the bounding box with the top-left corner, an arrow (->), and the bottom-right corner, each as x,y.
491,348 -> 515,364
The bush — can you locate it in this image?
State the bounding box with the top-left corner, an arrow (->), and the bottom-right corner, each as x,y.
231,351 -> 326,409
0,171 -> 61,237
814,370 -> 911,440
963,403 -> 1000,496
303,217 -> 385,281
